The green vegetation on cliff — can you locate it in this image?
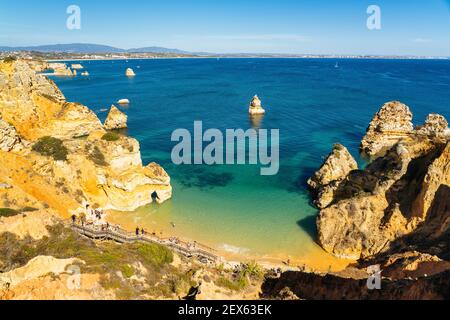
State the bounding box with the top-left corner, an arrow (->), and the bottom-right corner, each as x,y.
102,132 -> 120,142
0,224 -> 190,299
32,136 -> 68,161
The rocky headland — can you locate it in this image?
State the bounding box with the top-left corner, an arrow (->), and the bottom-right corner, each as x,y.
0,59 -> 172,214
0,58 -> 266,301
262,101 -> 450,299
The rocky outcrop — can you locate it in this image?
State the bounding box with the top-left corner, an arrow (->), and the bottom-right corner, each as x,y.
0,210 -> 58,240
81,71 -> 89,76
0,256 -> 80,288
308,144 -> 358,208
71,64 -> 84,70
126,68 -> 136,77
261,269 -> 450,300
104,105 -> 128,130
0,255 -> 115,300
411,143 -> 450,219
118,98 -> 130,105
417,114 -> 448,137
0,116 -> 21,151
360,101 -> 414,158
0,60 -> 102,140
249,95 -> 265,115
0,59 -> 172,214
312,102 -> 449,260
48,63 -> 74,76
91,135 -> 172,211
373,251 -> 450,280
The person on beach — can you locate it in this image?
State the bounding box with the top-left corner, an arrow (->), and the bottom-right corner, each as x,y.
136,227 -> 140,236
141,228 -> 145,235
71,214 -> 76,224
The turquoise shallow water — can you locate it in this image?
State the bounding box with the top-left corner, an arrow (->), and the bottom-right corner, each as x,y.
51,58 -> 450,265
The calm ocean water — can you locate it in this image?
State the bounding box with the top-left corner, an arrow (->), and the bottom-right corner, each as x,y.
51,58 -> 450,266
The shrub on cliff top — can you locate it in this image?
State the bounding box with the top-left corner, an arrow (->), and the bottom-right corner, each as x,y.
85,143 -> 107,166
0,224 -> 182,299
32,136 -> 68,161
2,56 -> 17,63
102,132 -> 120,142
0,208 -> 20,217
133,242 -> 174,268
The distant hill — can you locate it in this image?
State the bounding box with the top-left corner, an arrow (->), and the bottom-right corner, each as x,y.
127,46 -> 189,54
0,43 -> 191,54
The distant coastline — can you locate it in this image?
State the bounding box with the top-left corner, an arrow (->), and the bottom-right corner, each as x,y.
1,43 -> 449,61
45,55 -> 450,62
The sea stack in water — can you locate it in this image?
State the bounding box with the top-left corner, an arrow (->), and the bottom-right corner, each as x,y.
249,95 -> 266,115
48,63 -> 74,76
126,68 -> 136,77
81,71 -> 89,76
71,64 -> 84,70
117,99 -> 130,105
104,105 -> 128,130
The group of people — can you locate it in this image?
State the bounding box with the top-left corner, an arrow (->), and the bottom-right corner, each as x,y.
135,227 -> 147,236
71,203 -> 107,228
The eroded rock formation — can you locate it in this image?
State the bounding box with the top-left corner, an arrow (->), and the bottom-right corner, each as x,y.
126,68 -> 136,77
261,269 -> 450,300
104,105 -> 128,130
48,63 -> 74,77
264,101 -> 449,300
0,60 -> 102,140
0,116 -> 21,151
312,101 -> 449,260
249,95 -> 266,115
307,144 -> 358,208
360,101 -> 414,158
0,59 -> 172,214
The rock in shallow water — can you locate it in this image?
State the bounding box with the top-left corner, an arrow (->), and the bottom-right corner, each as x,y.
248,95 -> 266,115
308,143 -> 358,209
312,101 -> 450,260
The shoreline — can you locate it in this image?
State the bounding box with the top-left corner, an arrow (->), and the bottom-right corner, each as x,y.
105,210 -> 353,273
40,57 -> 353,274
44,56 -> 450,62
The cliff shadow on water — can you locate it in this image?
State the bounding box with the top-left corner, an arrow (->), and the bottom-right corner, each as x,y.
296,215 -> 318,241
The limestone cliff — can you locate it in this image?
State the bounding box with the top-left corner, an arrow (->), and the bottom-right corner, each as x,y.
264,102 -> 450,300
0,59 -> 172,215
360,101 -> 414,158
261,269 -> 450,300
0,60 -> 102,140
311,101 -> 449,260
307,144 -> 358,209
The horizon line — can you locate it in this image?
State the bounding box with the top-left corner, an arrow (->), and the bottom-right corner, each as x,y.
1,42 -> 449,58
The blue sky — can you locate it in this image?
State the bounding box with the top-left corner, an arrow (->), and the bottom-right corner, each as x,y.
1,0 -> 449,55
